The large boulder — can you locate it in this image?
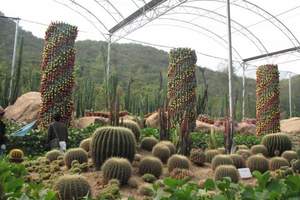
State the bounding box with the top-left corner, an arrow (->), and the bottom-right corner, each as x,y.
281,117 -> 300,134
74,116 -> 109,129
145,112 -> 160,129
195,120 -> 223,133
4,92 -> 41,123
236,122 -> 256,135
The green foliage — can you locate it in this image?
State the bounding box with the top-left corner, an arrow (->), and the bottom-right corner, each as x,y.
141,128 -> 160,139
64,148 -> 88,169
167,154 -> 190,172
190,148 -> 206,166
261,133 -> 292,156
152,144 -> 171,163
54,175 -> 91,200
90,126 -> 136,169
140,137 -> 159,151
233,134 -> 261,147
247,154 -> 269,173
211,155 -> 234,170
139,156 -> 163,178
214,165 -> 240,183
102,157 -> 132,185
269,157 -> 290,171
250,144 -> 269,157
230,154 -> 246,168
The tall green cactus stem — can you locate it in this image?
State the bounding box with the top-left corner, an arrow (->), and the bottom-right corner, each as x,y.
256,64 -> 280,135
39,22 -> 78,127
91,127 -> 136,169
167,48 -> 197,131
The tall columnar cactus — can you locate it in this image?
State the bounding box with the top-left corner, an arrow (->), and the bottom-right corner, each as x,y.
90,127 -> 136,169
167,48 -> 197,130
256,64 -> 280,135
39,22 -> 77,127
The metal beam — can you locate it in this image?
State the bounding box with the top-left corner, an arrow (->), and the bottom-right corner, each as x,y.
243,46 -> 300,62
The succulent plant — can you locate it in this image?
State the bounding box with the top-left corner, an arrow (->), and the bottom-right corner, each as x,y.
120,120 -> 141,142
54,175 -> 91,200
140,137 -> 158,151
64,148 -> 88,169
167,154 -> 190,172
91,126 -> 136,169
269,157 -> 289,171
79,138 -> 91,153
134,154 -> 142,162
108,179 -> 120,187
247,154 -> 269,173
97,182 -> 120,199
205,149 -> 220,163
158,141 -> 176,155
190,148 -> 205,166
236,149 -> 252,159
281,150 -> 298,163
230,154 -> 246,169
9,149 -> 24,163
291,159 -> 300,173
236,145 -> 249,150
169,168 -> 194,180
261,133 -> 292,156
46,150 -> 62,162
217,147 -> 226,154
138,184 -> 154,197
142,173 -> 157,183
152,144 -> 170,163
128,177 -> 139,188
250,145 -> 268,157
211,155 -> 234,170
139,156 -> 163,178
102,157 -> 132,185
214,165 -> 239,183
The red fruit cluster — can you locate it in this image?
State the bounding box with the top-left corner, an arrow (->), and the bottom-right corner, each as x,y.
38,22 -> 78,128
256,64 -> 280,135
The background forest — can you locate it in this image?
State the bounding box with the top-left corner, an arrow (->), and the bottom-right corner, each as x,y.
0,11 -> 299,120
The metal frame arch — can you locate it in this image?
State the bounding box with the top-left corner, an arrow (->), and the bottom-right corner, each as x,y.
93,0 -> 120,23
164,5 -> 269,54
187,0 -> 300,48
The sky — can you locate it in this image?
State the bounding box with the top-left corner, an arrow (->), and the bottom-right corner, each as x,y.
1,0 -> 300,78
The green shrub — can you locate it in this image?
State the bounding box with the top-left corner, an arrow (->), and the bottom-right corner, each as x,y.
281,150 -> 298,163
141,128 -> 159,139
247,154 -> 269,173
269,157 -> 289,171
261,133 -> 292,156
250,145 -> 268,157
91,126 -> 136,169
54,175 -> 91,200
190,148 -> 205,166
205,149 -> 220,163
139,156 -> 163,178
167,154 -> 190,172
141,137 -> 159,151
64,148 -> 88,169
45,149 -> 62,162
230,154 -> 246,168
102,157 -> 132,185
211,155 -> 234,170
214,165 -> 239,183
152,144 -> 170,163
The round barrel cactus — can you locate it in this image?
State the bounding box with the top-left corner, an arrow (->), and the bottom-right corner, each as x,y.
54,175 -> 91,200
256,64 -> 280,135
230,154 -> 246,169
79,138 -> 91,153
159,141 -> 176,155
281,150 -> 298,163
247,154 -> 269,173
167,154 -> 190,172
120,120 -> 141,142
190,148 -> 205,166
236,149 -> 252,159
269,157 -> 289,171
139,156 -> 163,178
152,144 -> 171,163
261,133 -> 292,156
211,155 -> 234,170
91,126 -> 136,169
140,137 -> 158,151
205,149 -> 220,163
102,157 -> 132,185
46,149 -> 62,162
64,148 -> 88,169
214,165 -> 239,183
250,145 -> 268,157
39,22 -> 78,127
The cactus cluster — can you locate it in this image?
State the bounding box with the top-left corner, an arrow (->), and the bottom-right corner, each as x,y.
230,154 -> 246,169
39,22 -> 78,127
269,157 -> 289,171
211,155 -> 234,170
64,148 -> 88,169
261,133 -> 292,156
169,168 -> 194,180
152,144 -> 171,163
9,149 -> 24,163
54,175 -> 91,200
256,64 -> 280,135
120,120 -> 141,141
281,150 -> 298,163
91,126 -> 136,169
247,154 -> 269,173
236,149 -> 252,159
138,184 -> 154,197
46,149 -> 62,162
205,149 -> 220,163
214,165 -> 239,183
167,154 -> 190,172
190,148 -> 205,166
139,156 -> 163,178
79,138 -> 91,153
102,157 -> 132,185
140,137 -> 158,151
250,145 -> 268,157
142,173 -> 157,183
167,48 -> 197,130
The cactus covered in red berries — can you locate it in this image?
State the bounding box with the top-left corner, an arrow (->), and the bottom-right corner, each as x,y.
39,22 -> 78,127
167,48 -> 197,130
256,64 -> 280,135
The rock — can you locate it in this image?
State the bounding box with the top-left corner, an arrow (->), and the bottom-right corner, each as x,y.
280,117 -> 300,134
4,92 -> 41,123
236,122 -> 256,135
145,112 -> 160,129
74,116 -> 109,129
195,120 -> 223,133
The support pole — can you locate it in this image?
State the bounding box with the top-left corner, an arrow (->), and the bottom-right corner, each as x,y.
106,34 -> 112,110
8,19 -> 19,104
242,63 -> 245,120
288,73 -> 292,118
226,0 -> 234,153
